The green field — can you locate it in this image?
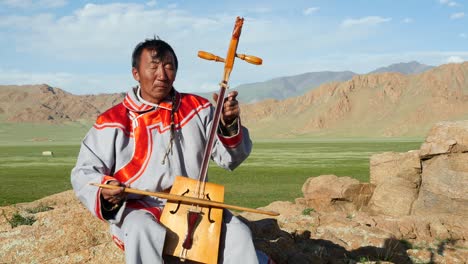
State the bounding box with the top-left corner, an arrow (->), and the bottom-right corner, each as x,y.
0,139 -> 422,208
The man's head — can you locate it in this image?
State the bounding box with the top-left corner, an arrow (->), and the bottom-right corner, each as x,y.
131,38 -> 178,104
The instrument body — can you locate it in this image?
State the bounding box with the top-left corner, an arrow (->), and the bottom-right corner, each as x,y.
160,176 -> 224,263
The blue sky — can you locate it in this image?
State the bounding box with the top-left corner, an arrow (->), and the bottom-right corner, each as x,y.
0,0 -> 467,95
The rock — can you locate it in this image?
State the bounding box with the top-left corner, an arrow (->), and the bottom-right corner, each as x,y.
367,151 -> 421,216
412,153 -> 468,217
301,175 -> 375,212
0,191 -> 124,264
419,120 -> 468,159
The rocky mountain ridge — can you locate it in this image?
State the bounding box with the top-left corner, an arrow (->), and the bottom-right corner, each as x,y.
0,84 -> 124,123
241,62 -> 468,138
199,61 -> 434,103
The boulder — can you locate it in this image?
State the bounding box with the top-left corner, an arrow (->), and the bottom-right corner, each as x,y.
0,191 -> 124,264
419,120 -> 468,159
412,153 -> 468,217
367,151 -> 421,216
300,174 -> 375,212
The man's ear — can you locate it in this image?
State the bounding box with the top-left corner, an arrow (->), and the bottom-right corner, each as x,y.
132,67 -> 140,82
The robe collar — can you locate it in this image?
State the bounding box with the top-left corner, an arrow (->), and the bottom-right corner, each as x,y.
123,86 -> 181,113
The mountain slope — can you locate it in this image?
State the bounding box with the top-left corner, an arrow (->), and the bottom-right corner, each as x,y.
369,61 -> 434,75
240,62 -> 468,138
229,71 -> 356,103
0,84 -> 125,123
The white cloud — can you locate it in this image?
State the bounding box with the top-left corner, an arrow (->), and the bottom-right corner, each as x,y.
0,0 -> 67,9
341,16 -> 392,27
439,0 -> 458,6
1,0 -> 33,8
402,18 -> 413,23
1,3 -> 229,62
450,12 -> 465,19
248,7 -> 272,14
303,7 -> 319,16
146,0 -> 157,7
446,56 -> 464,63
0,3 -> 278,93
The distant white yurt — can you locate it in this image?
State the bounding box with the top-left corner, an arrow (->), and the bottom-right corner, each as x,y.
42,151 -> 54,156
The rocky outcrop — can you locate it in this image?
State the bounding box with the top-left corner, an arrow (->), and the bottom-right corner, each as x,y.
1,121 -> 467,263
367,150 -> 421,216
297,175 -> 374,212
0,191 -> 124,264
419,120 -> 468,158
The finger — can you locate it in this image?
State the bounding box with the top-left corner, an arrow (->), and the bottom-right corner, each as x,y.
101,181 -> 125,199
106,191 -> 125,204
224,101 -> 239,114
226,91 -> 238,101
224,99 -> 238,108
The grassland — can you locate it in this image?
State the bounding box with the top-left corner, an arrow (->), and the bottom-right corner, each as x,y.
0,138 -> 422,208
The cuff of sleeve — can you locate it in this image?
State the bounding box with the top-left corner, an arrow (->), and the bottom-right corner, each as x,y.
217,119 -> 243,148
103,176 -> 117,184
94,175 -> 119,221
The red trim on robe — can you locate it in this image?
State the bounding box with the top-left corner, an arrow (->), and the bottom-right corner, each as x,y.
217,119 -> 243,148
113,94 -> 212,184
112,235 -> 125,251
126,200 -> 162,221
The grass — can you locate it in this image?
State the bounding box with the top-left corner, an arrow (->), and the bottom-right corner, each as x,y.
0,122 -> 91,146
3,211 -> 36,228
302,208 -> 316,215
0,139 -> 422,208
26,204 -> 54,214
0,145 -> 79,206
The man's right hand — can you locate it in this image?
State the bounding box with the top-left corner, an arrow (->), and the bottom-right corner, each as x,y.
101,180 -> 126,204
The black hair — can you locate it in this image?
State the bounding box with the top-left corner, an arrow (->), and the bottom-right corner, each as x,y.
131,37 -> 178,70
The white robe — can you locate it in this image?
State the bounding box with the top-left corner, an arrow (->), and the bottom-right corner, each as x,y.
71,87 -> 268,264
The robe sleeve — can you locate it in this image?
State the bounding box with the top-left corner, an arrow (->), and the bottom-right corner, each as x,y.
70,126 -> 126,223
208,107 -> 253,171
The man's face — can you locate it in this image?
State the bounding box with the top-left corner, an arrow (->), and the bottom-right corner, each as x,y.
132,48 -> 177,104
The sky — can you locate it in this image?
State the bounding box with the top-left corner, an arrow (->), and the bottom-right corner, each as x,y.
0,0 -> 467,95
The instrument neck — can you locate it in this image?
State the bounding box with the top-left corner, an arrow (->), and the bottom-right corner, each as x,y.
196,82 -> 228,196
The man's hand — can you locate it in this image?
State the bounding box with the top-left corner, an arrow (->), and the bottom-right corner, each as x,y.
213,90 -> 240,125
101,180 -> 126,205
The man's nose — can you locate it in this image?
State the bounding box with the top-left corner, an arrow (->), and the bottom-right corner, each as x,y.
156,66 -> 168,80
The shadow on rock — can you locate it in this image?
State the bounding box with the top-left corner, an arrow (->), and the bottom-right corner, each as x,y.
241,217 -> 413,264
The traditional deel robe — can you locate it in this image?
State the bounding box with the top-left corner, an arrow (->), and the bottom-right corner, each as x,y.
71,87 -> 262,264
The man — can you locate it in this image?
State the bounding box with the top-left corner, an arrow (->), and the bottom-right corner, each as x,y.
71,38 -> 270,264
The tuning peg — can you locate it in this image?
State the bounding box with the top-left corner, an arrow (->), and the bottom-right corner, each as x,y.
236,53 -> 262,65
198,51 -> 225,62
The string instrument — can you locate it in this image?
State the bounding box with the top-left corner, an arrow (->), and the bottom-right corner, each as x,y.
161,16 -> 264,263
93,16 -> 271,264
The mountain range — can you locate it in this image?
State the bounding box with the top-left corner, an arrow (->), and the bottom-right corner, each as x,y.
0,61 -> 466,139
198,61 -> 434,103
241,62 -> 467,138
